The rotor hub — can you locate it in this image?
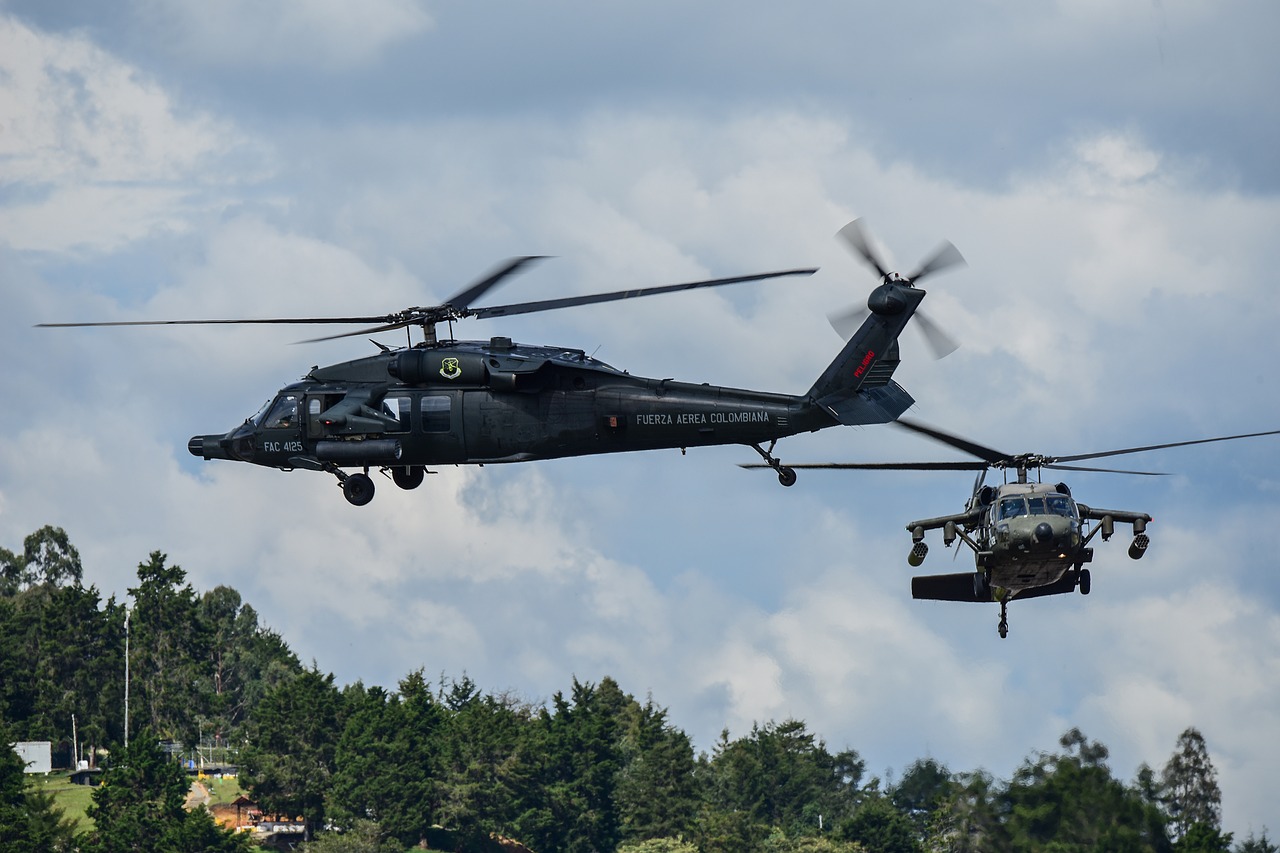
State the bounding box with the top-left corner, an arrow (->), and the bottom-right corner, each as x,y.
867,282 -> 910,315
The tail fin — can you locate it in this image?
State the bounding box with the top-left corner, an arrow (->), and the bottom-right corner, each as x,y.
806,282 -> 925,425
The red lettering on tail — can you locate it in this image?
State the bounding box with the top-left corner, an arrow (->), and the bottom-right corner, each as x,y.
853,349 -> 876,378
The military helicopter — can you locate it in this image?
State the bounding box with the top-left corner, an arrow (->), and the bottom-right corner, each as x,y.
39,221 -> 966,505
743,417 -> 1280,637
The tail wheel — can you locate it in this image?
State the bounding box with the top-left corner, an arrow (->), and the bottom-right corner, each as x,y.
342,473 -> 376,506
392,465 -> 426,490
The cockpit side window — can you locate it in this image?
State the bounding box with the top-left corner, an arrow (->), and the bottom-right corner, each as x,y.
1046,495 -> 1076,517
263,394 -> 300,429
999,498 -> 1026,519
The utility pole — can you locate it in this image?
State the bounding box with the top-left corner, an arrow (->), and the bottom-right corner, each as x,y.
124,606 -> 131,749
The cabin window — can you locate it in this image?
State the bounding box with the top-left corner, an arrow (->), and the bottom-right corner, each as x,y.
421,395 -> 451,433
381,395 -> 412,433
263,394 -> 300,429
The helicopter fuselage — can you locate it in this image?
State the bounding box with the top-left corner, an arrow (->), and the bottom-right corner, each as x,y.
189,336 -> 905,500
906,479 -> 1152,636
186,255 -> 935,507
971,482 -> 1089,595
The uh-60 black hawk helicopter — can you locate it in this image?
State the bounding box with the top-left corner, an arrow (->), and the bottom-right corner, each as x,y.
746,417 -> 1280,638
39,220 -> 967,505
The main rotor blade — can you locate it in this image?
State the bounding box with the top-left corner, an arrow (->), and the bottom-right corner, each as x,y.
36,315 -> 394,329
837,219 -> 889,279
468,268 -> 817,320
1052,428 -> 1280,463
296,319 -> 418,344
38,263 -> 812,337
1045,463 -> 1169,476
906,240 -> 966,283
442,256 -> 547,310
895,418 -> 1013,465
740,461 -> 988,471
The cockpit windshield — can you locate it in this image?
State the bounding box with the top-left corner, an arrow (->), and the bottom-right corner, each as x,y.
261,394 -> 300,430
249,399 -> 273,426
999,494 -> 1077,520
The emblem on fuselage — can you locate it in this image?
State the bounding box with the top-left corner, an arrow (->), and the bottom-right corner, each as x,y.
439,357 -> 462,380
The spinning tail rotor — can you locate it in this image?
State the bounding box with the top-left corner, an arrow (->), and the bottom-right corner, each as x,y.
827,219 -> 966,359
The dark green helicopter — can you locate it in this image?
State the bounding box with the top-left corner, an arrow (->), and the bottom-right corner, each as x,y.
39,220 -> 965,505
745,418 -> 1280,637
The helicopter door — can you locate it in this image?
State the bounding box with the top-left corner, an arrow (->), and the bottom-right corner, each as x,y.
305,393 -> 344,440
417,391 -> 465,462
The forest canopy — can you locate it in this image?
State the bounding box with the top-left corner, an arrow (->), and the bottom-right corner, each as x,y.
1,527 -> 1271,853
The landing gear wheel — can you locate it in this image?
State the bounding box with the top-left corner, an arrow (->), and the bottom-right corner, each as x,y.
997,597 -> 1010,639
998,619 -> 1008,639
392,465 -> 426,490
1078,568 -> 1091,595
751,441 -> 797,488
342,473 -> 375,506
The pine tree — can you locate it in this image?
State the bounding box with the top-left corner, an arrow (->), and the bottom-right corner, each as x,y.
1161,728 -> 1223,841
1000,728 -> 1169,852
0,718 -> 78,852
240,667 -> 343,841
615,697 -> 698,844
128,553 -> 211,743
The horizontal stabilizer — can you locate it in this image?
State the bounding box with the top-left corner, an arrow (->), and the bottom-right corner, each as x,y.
912,572 -> 990,603
1011,574 -> 1079,600
818,382 -> 914,426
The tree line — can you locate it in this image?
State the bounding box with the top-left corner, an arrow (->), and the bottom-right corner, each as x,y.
0,526 -> 1273,852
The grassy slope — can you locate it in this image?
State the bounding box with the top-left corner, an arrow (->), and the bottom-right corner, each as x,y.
29,770 -> 247,834
30,772 -> 96,832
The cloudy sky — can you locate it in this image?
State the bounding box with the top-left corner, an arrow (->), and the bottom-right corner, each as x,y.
3,0 -> 1279,837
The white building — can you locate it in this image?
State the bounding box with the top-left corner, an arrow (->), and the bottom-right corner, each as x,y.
12,741 -> 52,774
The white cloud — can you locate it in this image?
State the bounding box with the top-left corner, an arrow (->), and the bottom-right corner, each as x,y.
2,4 -> 1279,838
1074,132 -> 1161,186
0,16 -> 256,253
1072,584 -> 1280,836
0,18 -> 227,184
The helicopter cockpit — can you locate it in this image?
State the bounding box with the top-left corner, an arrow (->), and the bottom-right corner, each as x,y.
259,394 -> 300,430
996,493 -> 1078,521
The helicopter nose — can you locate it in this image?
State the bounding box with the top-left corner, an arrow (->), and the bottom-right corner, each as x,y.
1033,521 -> 1054,544
189,434 -> 230,461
